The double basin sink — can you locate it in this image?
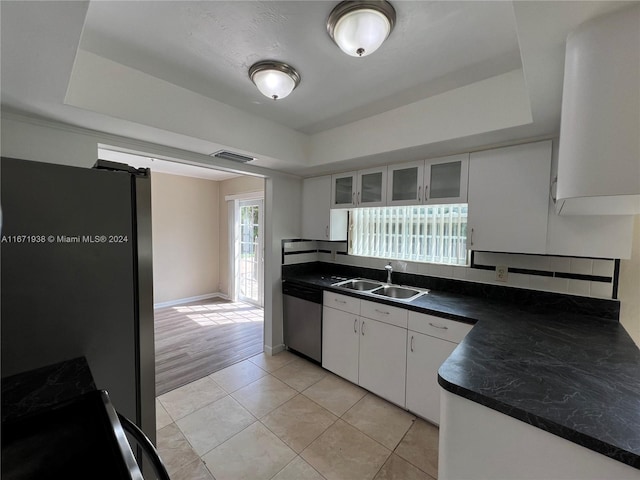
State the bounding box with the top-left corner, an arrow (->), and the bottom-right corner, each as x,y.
332,278 -> 428,302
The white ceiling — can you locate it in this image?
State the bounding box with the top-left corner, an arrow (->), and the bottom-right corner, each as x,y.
1,1 -> 635,176
80,1 -> 522,134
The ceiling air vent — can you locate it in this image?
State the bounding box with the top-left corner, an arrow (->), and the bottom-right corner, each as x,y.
210,150 -> 255,163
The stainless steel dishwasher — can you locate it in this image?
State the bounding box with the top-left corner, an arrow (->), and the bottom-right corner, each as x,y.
282,281 -> 322,363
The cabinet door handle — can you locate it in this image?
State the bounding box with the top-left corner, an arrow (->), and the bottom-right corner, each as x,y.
424,185 -> 429,201
470,227 -> 474,247
361,320 -> 365,336
334,299 -> 347,304
375,309 -> 390,315
418,185 -> 422,202
354,318 -> 358,333
352,191 -> 355,205
357,191 -> 361,205
429,322 -> 449,330
325,225 -> 329,238
410,335 -> 414,352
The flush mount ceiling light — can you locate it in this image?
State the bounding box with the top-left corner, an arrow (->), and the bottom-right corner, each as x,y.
248,61 -> 301,100
327,0 -> 396,57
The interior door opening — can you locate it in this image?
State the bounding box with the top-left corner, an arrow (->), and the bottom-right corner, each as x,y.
97,146 -> 266,396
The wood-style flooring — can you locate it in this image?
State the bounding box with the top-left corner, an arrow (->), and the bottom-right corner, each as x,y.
154,298 -> 263,395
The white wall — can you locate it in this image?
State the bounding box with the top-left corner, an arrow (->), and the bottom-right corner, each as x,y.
151,172 -> 220,304
619,215 -> 640,346
309,69 -> 532,165
66,50 -> 309,169
264,175 -> 302,354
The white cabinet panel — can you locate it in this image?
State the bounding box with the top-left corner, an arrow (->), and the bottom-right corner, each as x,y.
303,176 -> 348,241
323,291 -> 360,315
408,312 -> 472,343
359,318 -> 407,407
322,306 -> 359,384
406,331 -> 459,424
468,141 -> 551,254
360,299 -> 408,328
424,154 -> 469,205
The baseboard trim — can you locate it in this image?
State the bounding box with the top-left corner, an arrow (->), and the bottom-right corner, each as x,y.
154,292 -> 226,309
264,344 -> 286,356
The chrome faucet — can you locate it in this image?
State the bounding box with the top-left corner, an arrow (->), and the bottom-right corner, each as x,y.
385,262 -> 393,284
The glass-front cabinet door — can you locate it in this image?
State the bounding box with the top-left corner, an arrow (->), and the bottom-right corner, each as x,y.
331,171 -> 357,208
424,153 -> 469,204
387,161 -> 424,206
357,167 -> 387,207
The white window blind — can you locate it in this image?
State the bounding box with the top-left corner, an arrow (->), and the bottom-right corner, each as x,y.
349,205 -> 468,265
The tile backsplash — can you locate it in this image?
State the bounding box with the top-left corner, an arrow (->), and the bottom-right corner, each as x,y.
282,240 -> 618,300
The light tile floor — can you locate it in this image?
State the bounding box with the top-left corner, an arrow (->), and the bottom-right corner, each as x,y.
156,351 -> 439,480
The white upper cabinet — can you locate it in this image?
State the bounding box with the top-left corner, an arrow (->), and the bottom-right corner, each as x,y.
387,154 -> 469,206
387,161 -> 424,206
331,171 -> 357,208
357,167 -> 387,207
557,6 -> 640,215
302,176 -> 348,241
424,154 -> 469,205
331,167 -> 387,208
467,141 -> 552,254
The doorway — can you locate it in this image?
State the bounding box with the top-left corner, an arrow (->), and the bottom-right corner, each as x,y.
236,199 -> 264,307
98,146 -> 266,395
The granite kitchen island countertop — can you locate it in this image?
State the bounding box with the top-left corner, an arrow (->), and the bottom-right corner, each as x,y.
283,262 -> 640,469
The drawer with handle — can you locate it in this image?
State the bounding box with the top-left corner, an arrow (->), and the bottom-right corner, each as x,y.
324,291 -> 360,315
360,299 -> 408,328
408,311 -> 473,343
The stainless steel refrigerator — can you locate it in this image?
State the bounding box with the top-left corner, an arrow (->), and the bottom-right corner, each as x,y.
0,157 -> 155,442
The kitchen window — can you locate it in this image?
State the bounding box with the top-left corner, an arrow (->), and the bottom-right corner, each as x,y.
349,205 -> 469,266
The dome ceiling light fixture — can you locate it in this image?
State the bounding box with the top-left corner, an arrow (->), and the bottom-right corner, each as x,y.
327,0 -> 396,57
248,60 -> 301,100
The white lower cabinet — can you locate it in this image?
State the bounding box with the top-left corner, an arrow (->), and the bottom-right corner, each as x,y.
322,306 -> 359,384
322,292 -> 473,419
406,331 -> 458,425
322,293 -> 408,407
405,312 -> 473,424
359,317 -> 407,407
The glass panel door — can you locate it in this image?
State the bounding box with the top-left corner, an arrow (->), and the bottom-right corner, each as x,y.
387,161 -> 424,206
361,172 -> 383,203
424,153 -> 469,204
335,177 -> 354,204
429,161 -> 462,199
331,172 -> 356,208
237,199 -> 263,306
357,167 -> 387,207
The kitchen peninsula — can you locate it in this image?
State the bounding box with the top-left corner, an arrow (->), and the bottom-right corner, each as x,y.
283,261 -> 640,479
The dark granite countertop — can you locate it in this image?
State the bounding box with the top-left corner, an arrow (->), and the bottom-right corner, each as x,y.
283,262 -> 640,469
1,358 -> 145,479
2,357 -> 96,422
